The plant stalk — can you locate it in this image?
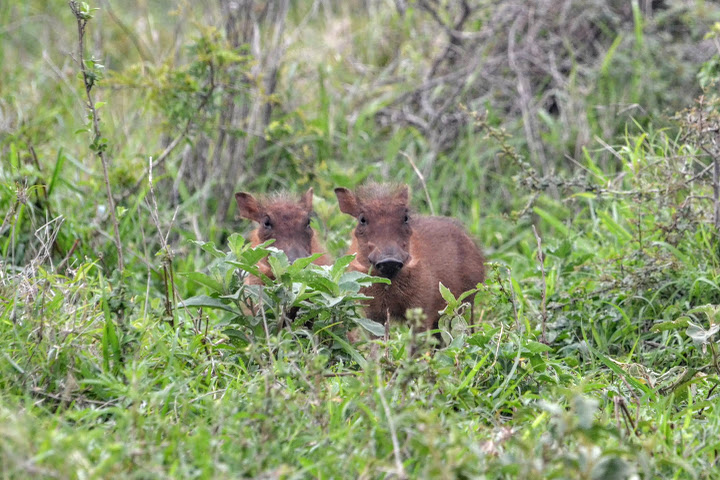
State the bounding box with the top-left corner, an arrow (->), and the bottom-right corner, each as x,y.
69,1 -> 124,273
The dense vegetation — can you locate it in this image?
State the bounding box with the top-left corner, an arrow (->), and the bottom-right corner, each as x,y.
2,1 -> 720,478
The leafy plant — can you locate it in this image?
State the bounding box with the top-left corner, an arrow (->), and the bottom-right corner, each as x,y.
181,234 -> 389,359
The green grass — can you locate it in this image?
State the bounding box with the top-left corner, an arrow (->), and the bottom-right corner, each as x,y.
2,0 -> 720,478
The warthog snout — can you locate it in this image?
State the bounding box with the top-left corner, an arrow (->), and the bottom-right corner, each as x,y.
368,248 -> 409,278
374,258 -> 404,278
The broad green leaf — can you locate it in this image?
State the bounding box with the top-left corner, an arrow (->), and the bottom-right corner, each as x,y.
687,304 -> 720,320
652,316 -> 689,333
524,341 -> 553,354
182,295 -> 238,313
439,282 -> 457,309
268,250 -> 290,278
331,254 -> 356,279
287,253 -> 324,274
591,457 -> 632,480
301,276 -> 339,295
227,233 -> 247,257
325,330 -> 367,368
354,317 -> 386,337
189,240 -> 226,259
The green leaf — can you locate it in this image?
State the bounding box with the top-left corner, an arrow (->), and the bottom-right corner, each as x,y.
331,254 -> 356,279
652,316 -> 689,333
325,331 -> 367,368
267,250 -> 290,278
687,304 -> 720,321
287,253 -> 324,274
353,317 -> 386,337
102,317 -> 122,373
227,233 -> 246,257
365,275 -> 391,286
439,282 -> 457,309
300,276 -> 339,296
47,148 -> 65,198
454,351 -> 491,394
524,341 -> 552,354
591,457 -> 632,480
189,240 -> 226,259
182,295 -> 238,314
551,239 -> 573,259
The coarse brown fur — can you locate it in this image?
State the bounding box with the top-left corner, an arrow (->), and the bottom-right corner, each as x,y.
335,183 -> 485,331
235,188 -> 331,285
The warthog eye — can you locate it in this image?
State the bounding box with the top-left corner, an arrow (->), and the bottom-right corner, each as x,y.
306,217 -> 312,229
404,213 -> 410,223
263,217 -> 272,229
359,214 -> 367,226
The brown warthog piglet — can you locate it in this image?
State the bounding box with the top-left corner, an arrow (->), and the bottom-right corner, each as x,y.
235,188 -> 331,284
335,183 -> 485,331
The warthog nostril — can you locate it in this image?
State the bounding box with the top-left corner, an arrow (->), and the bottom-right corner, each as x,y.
374,259 -> 404,278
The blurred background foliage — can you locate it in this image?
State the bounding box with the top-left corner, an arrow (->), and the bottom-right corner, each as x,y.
3,0 -> 718,258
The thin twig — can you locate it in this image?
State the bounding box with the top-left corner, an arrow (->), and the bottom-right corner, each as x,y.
69,1 -> 124,273
400,151 -> 435,215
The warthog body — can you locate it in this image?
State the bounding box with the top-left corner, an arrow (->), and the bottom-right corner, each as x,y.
335,184 -> 484,330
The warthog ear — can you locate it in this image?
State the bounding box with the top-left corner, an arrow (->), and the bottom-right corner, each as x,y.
235,192 -> 263,223
394,185 -> 409,204
334,187 -> 360,217
300,187 -> 313,211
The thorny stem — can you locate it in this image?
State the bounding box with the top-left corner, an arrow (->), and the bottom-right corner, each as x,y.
69,1 -> 124,273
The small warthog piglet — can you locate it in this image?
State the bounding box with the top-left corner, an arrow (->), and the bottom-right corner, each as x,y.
235,188 -> 331,284
335,183 -> 484,331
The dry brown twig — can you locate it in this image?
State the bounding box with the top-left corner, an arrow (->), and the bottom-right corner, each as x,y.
400,151 -> 435,215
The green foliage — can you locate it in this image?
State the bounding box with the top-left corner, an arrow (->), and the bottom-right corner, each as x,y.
182,234 -> 388,355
